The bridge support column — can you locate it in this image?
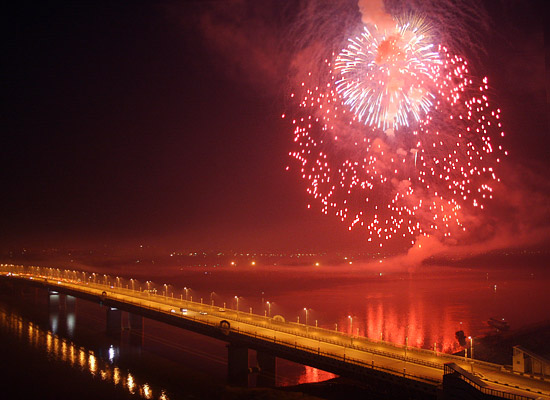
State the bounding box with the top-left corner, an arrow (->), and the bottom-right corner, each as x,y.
128,313 -> 143,330
256,351 -> 276,387
47,291 -> 65,334
128,313 -> 143,346
47,290 -> 64,310
227,343 -> 249,387
106,308 -> 122,337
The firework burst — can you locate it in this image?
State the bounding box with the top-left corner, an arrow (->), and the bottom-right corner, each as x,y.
335,18 -> 440,132
285,15 -> 506,247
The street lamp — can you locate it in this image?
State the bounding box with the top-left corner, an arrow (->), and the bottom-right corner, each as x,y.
266,301 -> 271,317
163,284 -> 168,298
468,336 -> 474,359
210,292 -> 215,306
348,315 -> 353,335
235,296 -> 239,311
184,287 -> 189,301
304,308 -> 309,326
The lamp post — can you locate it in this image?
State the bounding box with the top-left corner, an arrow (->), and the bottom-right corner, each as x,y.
163,284 -> 168,298
304,308 -> 310,326
235,296 -> 239,311
266,301 -> 271,317
468,336 -> 474,360
184,287 -> 189,301
348,315 -> 353,335
210,292 -> 215,306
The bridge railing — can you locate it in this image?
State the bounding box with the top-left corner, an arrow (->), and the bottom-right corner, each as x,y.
96,285 -> 441,384
0,265 -> 510,373
97,283 -> 446,371
443,363 -> 535,400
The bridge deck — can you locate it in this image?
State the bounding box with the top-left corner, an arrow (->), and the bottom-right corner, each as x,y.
1,269 -> 549,399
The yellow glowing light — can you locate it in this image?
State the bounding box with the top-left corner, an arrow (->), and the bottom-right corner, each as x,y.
142,384 -> 153,399
89,353 -> 97,375
127,373 -> 136,393
114,367 -> 121,385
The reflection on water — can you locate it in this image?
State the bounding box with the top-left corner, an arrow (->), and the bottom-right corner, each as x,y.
360,298 -> 465,353
298,366 -> 336,385
0,306 -> 169,400
48,294 -> 77,337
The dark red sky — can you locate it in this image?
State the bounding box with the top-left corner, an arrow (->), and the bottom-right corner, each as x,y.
2,0 -> 548,254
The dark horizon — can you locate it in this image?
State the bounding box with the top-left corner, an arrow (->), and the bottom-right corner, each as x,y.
3,0 -> 549,258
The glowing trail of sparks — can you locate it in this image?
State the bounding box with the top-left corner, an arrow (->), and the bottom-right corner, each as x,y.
285,18 -> 506,248
335,19 -> 441,133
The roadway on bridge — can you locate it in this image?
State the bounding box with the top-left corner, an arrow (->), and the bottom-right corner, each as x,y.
5,272 -> 550,399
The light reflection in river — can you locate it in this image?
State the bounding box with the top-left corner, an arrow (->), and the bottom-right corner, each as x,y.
298,365 -> 336,384
89,353 -> 97,375
127,373 -> 136,394
0,306 -> 170,399
359,298 -> 468,353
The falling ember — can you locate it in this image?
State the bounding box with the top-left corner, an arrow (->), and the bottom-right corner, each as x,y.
285,16 -> 506,247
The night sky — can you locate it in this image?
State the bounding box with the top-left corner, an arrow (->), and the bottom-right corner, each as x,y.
3,0 -> 549,254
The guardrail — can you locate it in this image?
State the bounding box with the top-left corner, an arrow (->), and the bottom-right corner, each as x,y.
0,267 -> 509,375
99,286 -> 441,384
51,276 -> 446,370
444,363 -> 535,400
2,271 -> 443,383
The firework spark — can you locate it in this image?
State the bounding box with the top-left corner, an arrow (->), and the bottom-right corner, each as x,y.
334,19 -> 441,132
285,15 -> 506,248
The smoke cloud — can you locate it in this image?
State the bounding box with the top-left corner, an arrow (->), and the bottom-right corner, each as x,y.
357,0 -> 395,30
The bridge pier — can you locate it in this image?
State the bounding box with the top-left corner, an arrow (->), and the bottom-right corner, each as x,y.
128,313 -> 143,330
106,307 -> 122,337
47,290 -> 64,311
227,343 -> 249,387
47,291 -> 64,334
256,351 -> 276,387
128,313 -> 144,346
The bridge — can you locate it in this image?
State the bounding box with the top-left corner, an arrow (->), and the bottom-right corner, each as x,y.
1,264 -> 549,399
